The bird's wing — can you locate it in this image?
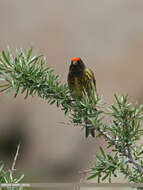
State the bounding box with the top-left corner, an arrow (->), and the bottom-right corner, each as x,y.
84,68 -> 96,91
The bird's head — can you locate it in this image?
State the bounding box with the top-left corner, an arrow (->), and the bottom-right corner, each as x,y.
69,57 -> 85,75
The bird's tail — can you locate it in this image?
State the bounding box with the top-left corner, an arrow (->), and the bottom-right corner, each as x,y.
85,127 -> 95,138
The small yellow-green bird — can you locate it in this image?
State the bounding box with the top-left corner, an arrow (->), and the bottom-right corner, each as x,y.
68,57 -> 97,137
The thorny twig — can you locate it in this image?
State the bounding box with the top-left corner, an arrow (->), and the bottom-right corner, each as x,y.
10,143 -> 21,180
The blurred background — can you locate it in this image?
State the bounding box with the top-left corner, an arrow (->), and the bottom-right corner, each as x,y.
0,0 -> 143,189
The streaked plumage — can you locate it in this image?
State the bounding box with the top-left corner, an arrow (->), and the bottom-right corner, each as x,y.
68,57 -> 97,137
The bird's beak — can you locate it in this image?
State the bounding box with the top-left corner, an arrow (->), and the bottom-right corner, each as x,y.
72,61 -> 77,65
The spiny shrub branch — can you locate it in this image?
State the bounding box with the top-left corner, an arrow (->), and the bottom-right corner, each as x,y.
0,48 -> 143,188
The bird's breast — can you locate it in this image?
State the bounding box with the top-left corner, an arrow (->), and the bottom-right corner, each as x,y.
73,77 -> 83,97
74,77 -> 81,90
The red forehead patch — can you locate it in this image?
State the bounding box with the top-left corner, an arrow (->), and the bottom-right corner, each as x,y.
72,57 -> 80,62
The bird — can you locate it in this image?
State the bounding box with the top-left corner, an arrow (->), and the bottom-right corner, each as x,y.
68,57 -> 97,137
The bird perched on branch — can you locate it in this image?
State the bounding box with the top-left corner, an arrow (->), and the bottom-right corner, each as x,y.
68,57 -> 97,137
